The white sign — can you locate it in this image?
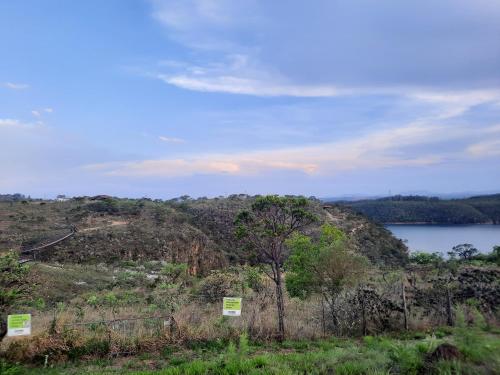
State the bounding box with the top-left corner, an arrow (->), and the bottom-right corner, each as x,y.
7,314 -> 31,337
223,297 -> 242,316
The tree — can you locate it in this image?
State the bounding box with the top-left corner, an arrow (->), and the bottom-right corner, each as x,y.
285,224 -> 368,333
448,243 -> 478,261
235,195 -> 317,341
0,251 -> 29,342
490,245 -> 500,265
409,251 -> 444,266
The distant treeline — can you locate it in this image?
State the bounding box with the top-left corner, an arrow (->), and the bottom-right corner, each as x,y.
335,194 -> 500,224
0,193 -> 28,202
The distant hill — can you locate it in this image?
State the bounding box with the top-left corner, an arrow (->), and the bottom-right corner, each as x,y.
0,195 -> 408,272
333,194 -> 500,224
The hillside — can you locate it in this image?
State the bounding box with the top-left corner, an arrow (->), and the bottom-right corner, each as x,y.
334,194 -> 500,224
0,195 -> 408,271
2,196 -> 499,375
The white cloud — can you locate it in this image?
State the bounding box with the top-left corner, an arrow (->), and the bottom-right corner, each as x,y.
408,90 -> 500,119
0,119 -> 23,127
83,122 -> 475,178
159,135 -> 185,143
159,73 -> 341,97
467,139 -> 500,157
154,56 -> 500,117
3,82 -> 29,90
0,118 -> 44,130
154,53 -> 345,97
32,108 -> 54,118
84,121 -> 500,178
150,0 -> 500,115
151,0 -> 258,50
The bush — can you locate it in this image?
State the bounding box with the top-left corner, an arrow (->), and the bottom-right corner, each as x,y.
409,251 -> 443,265
198,270 -> 241,303
68,338 -> 111,360
115,270 -> 146,287
161,263 -> 188,284
86,199 -> 118,214
243,266 -> 265,292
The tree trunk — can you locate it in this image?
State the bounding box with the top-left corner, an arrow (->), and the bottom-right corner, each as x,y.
274,263 -> 285,342
401,279 -> 408,331
360,288 -> 367,336
446,286 -> 454,326
330,304 -> 339,335
321,297 -> 326,337
0,321 -> 7,343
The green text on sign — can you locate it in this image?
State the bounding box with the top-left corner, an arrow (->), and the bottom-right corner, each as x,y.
7,314 -> 31,337
223,297 -> 242,316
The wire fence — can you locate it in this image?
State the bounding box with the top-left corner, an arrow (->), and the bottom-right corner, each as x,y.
62,314 -> 176,338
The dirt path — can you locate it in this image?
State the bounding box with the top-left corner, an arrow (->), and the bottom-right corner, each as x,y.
79,220 -> 128,232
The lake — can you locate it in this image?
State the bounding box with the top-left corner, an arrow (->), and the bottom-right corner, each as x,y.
386,224 -> 500,254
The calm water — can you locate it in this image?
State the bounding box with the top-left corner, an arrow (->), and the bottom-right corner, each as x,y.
386,224 -> 500,254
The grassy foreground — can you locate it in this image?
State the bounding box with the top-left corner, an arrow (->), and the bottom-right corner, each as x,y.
3,328 -> 499,375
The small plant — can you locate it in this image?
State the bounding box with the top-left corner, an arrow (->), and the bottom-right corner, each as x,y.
0,359 -> 22,375
238,333 -> 249,356
86,294 -> 99,308
34,297 -> 46,310
388,343 -> 423,374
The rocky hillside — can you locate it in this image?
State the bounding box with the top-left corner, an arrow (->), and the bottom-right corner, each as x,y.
0,195 -> 408,273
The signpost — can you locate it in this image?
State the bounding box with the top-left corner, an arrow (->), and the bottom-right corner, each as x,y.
222,297 -> 242,316
7,314 -> 31,337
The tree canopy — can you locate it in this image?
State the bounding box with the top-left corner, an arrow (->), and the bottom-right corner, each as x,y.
285,224 -> 368,301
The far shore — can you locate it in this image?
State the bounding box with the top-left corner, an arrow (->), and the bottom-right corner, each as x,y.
384,222 -> 498,225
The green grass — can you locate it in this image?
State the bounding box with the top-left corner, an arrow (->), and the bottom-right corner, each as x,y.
7,329 -> 500,375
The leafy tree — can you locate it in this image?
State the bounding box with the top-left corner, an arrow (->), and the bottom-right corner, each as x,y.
409,251 -> 444,266
235,195 -> 317,341
285,224 -> 368,332
491,245 -> 500,264
448,243 -> 479,261
473,245 -> 500,265
0,251 -> 29,341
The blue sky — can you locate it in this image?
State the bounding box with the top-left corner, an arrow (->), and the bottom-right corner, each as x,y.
1,0 -> 499,199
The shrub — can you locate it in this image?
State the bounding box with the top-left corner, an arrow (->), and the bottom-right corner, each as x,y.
243,266 -> 265,292
68,338 -> 111,360
198,270 -> 241,303
161,263 -> 188,284
86,199 -> 118,214
388,344 -> 423,374
409,251 -> 443,265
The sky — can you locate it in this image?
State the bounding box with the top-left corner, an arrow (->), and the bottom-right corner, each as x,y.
1,0 -> 500,199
